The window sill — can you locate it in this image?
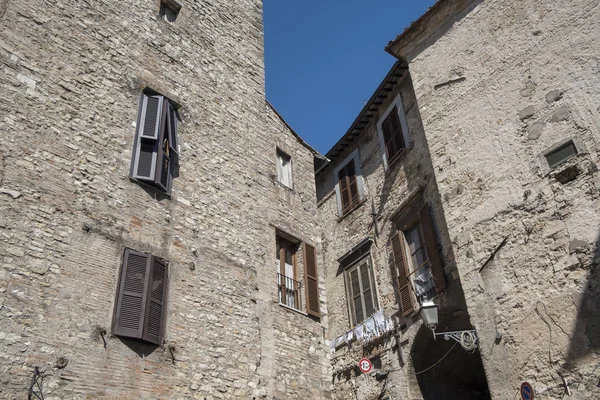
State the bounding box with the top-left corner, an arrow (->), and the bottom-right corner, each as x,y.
337,197 -> 368,222
129,177 -> 172,199
274,180 -> 295,192
385,148 -> 408,176
278,302 -> 307,316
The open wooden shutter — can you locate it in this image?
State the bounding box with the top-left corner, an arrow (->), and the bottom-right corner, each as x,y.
304,243 -> 320,317
154,101 -> 171,192
391,232 -> 416,316
168,103 -> 180,179
131,93 -> 163,181
143,258 -> 168,345
113,249 -> 151,339
347,162 -> 359,207
420,206 -> 446,293
139,94 -> 163,140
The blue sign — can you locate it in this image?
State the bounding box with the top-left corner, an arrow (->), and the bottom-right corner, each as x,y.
520,382 -> 534,400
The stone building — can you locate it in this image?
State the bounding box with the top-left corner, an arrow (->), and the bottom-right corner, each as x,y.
1,0 -> 599,399
0,0 -> 329,398
383,0 -> 600,398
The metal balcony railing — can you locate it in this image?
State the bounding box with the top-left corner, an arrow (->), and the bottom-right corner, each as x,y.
278,273 -> 302,311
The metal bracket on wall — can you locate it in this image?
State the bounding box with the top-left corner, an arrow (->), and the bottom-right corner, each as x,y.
433,329 -> 479,352
28,367 -> 44,400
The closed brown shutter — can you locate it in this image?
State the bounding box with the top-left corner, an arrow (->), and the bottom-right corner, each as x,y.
303,243 -> 320,317
113,249 -> 151,339
420,206 -> 446,293
391,232 -> 416,316
143,258 -> 168,345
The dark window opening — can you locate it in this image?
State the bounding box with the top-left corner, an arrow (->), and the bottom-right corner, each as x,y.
545,140 -> 578,169
160,0 -> 181,23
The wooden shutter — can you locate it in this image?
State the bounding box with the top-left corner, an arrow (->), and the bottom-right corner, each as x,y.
131,93 -> 163,181
113,249 -> 151,339
143,258 -> 168,345
303,243 -> 320,317
349,268 -> 362,325
154,101 -> 170,192
361,263 -> 375,318
139,94 -> 163,140
391,232 -> 416,316
338,167 -> 350,213
420,206 -> 446,293
168,103 -> 180,179
347,161 -> 359,207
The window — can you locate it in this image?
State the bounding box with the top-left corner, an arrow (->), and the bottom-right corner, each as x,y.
276,150 -> 293,188
160,0 -> 181,23
391,205 -> 445,316
344,256 -> 378,326
275,233 -> 321,317
544,140 -> 578,169
276,236 -> 300,310
130,91 -> 180,194
333,149 -> 365,217
112,249 -> 169,345
377,94 -> 411,170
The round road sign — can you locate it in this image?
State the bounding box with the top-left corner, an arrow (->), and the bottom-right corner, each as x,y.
520,382 -> 534,400
358,358 -> 372,373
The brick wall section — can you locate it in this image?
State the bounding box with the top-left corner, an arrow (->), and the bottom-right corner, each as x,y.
389,0 -> 600,398
0,1 -> 329,398
316,69 -> 467,399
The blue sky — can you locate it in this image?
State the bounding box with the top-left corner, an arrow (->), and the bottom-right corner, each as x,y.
263,0 -> 436,155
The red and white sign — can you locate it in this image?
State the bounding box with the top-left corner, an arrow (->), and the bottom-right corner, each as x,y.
358,358 -> 373,373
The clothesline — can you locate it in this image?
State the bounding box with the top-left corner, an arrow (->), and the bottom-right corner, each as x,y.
330,310 -> 395,354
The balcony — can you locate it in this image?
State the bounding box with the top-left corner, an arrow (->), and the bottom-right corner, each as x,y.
278,273 -> 302,311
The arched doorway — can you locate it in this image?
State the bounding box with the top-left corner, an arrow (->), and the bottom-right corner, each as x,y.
410,325 -> 491,400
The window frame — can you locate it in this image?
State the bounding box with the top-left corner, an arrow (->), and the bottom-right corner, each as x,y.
276,149 -> 293,189
159,0 -> 181,23
112,248 -> 169,346
344,254 -> 379,327
540,138 -> 581,172
391,202 -> 446,316
276,235 -> 301,311
401,218 -> 436,305
333,149 -> 365,217
376,94 -> 411,170
130,91 -> 180,194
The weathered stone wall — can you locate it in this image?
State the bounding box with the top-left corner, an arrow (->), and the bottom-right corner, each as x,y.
391,0 -> 600,398
0,0 -> 329,398
316,68 -> 472,399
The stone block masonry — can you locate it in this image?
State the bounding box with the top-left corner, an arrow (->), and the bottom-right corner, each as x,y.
0,0 -> 330,398
388,0 -> 600,397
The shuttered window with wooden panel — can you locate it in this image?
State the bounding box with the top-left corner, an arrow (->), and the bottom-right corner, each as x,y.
391,204 -> 446,315
303,243 -> 320,317
381,105 -> 405,162
338,160 -> 360,215
419,206 -> 446,293
130,91 -> 180,194
391,232 -> 416,316
113,249 -> 169,345
345,257 -> 378,326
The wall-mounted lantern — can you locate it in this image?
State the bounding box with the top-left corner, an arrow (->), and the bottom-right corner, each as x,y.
420,300 -> 479,352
